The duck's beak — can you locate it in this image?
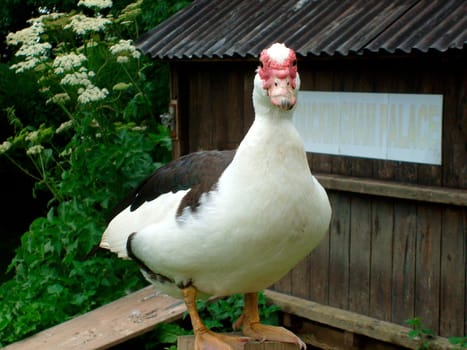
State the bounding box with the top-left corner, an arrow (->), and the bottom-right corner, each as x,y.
267,76 -> 296,110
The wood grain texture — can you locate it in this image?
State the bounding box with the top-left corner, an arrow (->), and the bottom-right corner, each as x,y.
370,200 -> 394,321
4,286 -> 185,350
265,290 -> 453,350
440,207 -> 466,336
328,192 -> 350,310
178,336 -> 299,350
348,196 -> 371,315
308,231 -> 330,305
391,202 -> 417,325
415,205 -> 442,333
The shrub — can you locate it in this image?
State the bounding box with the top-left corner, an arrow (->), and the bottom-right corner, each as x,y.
0,0 -> 172,345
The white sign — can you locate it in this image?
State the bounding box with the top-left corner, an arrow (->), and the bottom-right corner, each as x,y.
293,91 -> 443,165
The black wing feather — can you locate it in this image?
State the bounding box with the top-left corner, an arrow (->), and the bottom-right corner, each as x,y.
109,150 -> 236,221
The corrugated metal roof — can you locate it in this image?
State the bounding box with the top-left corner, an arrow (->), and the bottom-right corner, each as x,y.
136,0 -> 467,59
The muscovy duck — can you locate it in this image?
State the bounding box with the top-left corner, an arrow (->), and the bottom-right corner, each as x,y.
101,43 -> 331,350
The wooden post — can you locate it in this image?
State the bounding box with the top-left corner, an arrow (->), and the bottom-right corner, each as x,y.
177,336 -> 300,350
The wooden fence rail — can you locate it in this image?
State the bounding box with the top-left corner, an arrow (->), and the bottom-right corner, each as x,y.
4,286 -> 185,350
3,287 -> 454,349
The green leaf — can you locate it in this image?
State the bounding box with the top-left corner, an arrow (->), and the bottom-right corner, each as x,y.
408,329 -> 420,339
153,323 -> 191,344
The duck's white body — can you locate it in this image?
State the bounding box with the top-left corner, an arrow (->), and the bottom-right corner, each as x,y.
101,43 -> 331,300
101,43 -> 331,349
102,104 -> 330,300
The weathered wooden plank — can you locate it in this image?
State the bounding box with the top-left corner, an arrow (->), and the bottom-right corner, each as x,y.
169,65 -> 182,158
391,202 -> 417,325
273,271 -> 292,295
394,162 -> 418,186
417,164 -> 442,187
264,290 -> 453,350
439,207 -> 466,336
212,66 -> 229,148
177,335 -> 299,349
348,195 -> 371,315
370,199 -> 394,321
415,205 -> 441,333
291,254 -> 311,299
4,286 -> 185,350
373,159 -> 394,182
308,153 -> 332,174
308,227 -> 330,304
174,64 -> 191,156
328,192 -> 350,310
332,152 -> 353,177
295,320 -> 405,350
224,68 -> 245,147
187,69 -> 203,151
315,174 -> 467,207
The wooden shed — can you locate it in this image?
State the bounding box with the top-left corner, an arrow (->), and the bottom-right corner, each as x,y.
136,0 -> 467,343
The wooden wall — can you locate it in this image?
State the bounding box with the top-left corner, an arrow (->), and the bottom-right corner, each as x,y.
169,53 -> 466,338
273,193 -> 466,337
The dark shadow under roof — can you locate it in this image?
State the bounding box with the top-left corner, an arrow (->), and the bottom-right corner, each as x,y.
136,0 -> 467,59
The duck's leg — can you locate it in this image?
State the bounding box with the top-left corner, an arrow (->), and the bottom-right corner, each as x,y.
233,292 -> 306,349
181,285 -> 248,350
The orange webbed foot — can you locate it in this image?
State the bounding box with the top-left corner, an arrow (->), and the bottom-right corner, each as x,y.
234,292 -> 306,349
241,322 -> 306,349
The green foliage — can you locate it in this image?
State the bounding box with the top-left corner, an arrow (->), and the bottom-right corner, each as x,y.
0,0 -> 187,346
449,336 -> 467,349
154,323 -> 192,344
196,292 -> 281,331
406,317 -> 435,350
140,0 -> 192,32
406,317 -> 467,350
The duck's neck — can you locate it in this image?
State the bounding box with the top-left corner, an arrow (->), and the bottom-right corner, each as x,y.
238,103 -> 302,158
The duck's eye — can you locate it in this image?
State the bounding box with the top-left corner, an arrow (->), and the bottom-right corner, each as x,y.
259,61 -> 264,68
292,59 -> 297,66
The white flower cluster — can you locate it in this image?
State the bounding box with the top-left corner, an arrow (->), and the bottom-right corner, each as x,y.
110,39 -> 141,63
7,14 -> 65,73
47,93 -> 71,105
6,21 -> 44,46
10,58 -> 41,73
60,148 -> 73,157
53,53 -> 88,74
65,14 -> 111,35
53,56 -> 108,104
26,145 -> 44,155
60,69 -> 95,87
7,20 -> 50,73
16,42 -> 51,58
25,130 -> 40,142
117,0 -> 142,23
0,141 -> 12,154
77,86 -> 109,104
56,120 -> 74,134
78,0 -> 113,10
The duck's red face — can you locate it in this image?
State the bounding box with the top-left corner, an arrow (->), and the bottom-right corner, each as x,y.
258,43 -> 298,110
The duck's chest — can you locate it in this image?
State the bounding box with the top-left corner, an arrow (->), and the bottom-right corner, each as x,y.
209,146 -> 318,239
